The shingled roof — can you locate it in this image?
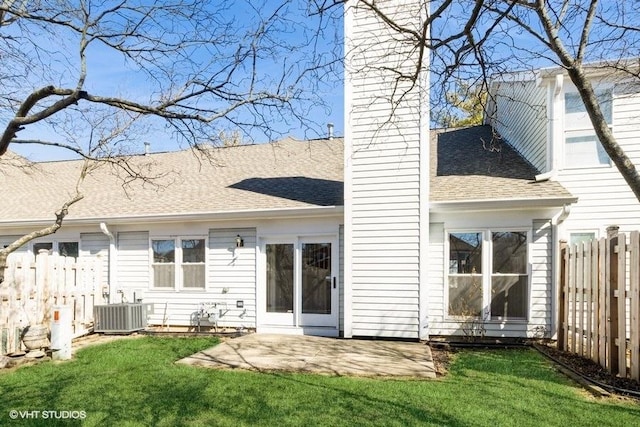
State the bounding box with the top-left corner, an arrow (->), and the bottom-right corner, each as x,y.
431,125 -> 575,204
0,126 -> 575,225
0,137 -> 344,223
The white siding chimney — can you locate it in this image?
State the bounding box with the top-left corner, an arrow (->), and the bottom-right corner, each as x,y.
344,0 -> 430,339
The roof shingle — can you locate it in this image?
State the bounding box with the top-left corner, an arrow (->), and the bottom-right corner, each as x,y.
0,137 -> 344,222
430,126 -> 574,202
0,127 -> 575,224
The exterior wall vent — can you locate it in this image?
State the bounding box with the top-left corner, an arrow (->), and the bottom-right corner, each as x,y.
94,303 -> 149,333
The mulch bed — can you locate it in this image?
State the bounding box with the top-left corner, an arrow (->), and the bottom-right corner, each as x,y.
535,343 -> 640,396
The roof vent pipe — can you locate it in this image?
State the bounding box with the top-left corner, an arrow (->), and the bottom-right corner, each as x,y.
144,142 -> 150,156
327,123 -> 334,140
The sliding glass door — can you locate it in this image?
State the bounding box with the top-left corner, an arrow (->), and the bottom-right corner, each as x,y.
261,236 -> 338,331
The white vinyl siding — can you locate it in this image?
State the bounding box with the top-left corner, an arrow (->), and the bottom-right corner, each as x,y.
530,220 -> 552,336
428,223 -> 446,330
207,228 -> 256,328
115,231 -> 149,303
145,228 -> 257,329
489,79 -> 547,171
345,0 -> 426,339
339,224 -> 344,334
429,219 -> 553,338
558,83 -> 640,234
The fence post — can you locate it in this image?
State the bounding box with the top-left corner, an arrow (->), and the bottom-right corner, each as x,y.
617,233 -> 628,378
584,240 -> 593,361
558,241 -> 568,351
569,244 -> 578,353
630,231 -> 640,381
577,242 -> 585,357
607,226 -> 620,376
589,239 -> 598,363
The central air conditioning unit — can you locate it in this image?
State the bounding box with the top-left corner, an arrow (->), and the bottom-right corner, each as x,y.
94,303 -> 150,333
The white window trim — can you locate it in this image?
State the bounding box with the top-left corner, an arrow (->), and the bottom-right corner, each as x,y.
444,228 -> 531,323
561,84 -> 614,170
149,236 -> 208,292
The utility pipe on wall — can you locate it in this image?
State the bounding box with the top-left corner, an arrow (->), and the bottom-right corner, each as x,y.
100,222 -> 117,304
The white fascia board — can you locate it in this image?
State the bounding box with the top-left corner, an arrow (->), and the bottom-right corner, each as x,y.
0,205 -> 345,229
430,196 -> 577,213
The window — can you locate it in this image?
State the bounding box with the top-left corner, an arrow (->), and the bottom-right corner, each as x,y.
59,242 -> 79,258
32,241 -> 79,257
564,89 -> 612,168
448,233 -> 483,317
181,239 -> 206,289
152,239 -> 176,288
151,238 -> 206,290
448,230 -> 529,321
33,242 -> 53,255
491,232 -> 528,320
569,232 -> 596,247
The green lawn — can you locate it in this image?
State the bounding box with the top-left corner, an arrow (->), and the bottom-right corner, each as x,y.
0,337 -> 638,426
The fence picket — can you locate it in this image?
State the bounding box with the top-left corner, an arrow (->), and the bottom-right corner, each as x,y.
589,239 -> 598,362
598,237 -> 607,369
584,241 -> 593,360
570,244 -> 577,353
1,253 -> 101,355
561,231 -> 640,381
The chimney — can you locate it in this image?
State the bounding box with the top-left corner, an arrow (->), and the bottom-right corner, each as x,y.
144,142 -> 150,156
327,123 -> 334,140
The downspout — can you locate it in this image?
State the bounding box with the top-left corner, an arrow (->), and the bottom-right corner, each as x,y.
100,222 -> 116,304
550,204 -> 571,339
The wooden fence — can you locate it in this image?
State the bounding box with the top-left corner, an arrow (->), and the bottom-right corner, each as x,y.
0,252 -> 102,355
559,230 -> 640,381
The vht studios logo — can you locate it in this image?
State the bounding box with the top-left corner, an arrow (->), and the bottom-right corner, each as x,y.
9,410 -> 87,420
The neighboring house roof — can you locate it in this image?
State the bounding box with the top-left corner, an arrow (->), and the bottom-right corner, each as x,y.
430,126 -> 576,209
0,137 -> 344,224
0,126 -> 575,225
490,60 -> 640,85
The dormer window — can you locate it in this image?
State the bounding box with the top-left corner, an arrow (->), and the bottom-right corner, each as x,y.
564,89 -> 612,168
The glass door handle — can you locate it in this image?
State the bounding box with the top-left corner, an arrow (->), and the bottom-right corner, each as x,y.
333,277 -> 336,289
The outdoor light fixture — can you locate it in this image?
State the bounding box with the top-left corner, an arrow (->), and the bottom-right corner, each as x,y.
235,235 -> 244,248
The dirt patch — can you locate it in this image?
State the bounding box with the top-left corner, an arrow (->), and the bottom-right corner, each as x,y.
71,332 -> 142,354
430,346 -> 452,378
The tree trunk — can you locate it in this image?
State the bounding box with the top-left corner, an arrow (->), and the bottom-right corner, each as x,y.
567,67 -> 640,203
0,193 -> 83,283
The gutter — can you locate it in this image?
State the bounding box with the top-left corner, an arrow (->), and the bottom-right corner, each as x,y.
100,222 -> 117,304
0,205 -> 344,229
550,204 -> 571,340
430,196 -> 577,213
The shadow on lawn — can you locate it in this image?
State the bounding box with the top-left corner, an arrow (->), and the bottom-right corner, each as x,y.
2,341 -> 639,426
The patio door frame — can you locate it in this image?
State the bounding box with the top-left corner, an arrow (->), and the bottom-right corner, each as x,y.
258,234 -> 339,336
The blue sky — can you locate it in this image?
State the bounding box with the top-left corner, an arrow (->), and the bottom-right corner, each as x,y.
6,1 -> 344,162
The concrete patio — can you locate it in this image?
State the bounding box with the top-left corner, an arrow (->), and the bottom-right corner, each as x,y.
178,333 -> 436,379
